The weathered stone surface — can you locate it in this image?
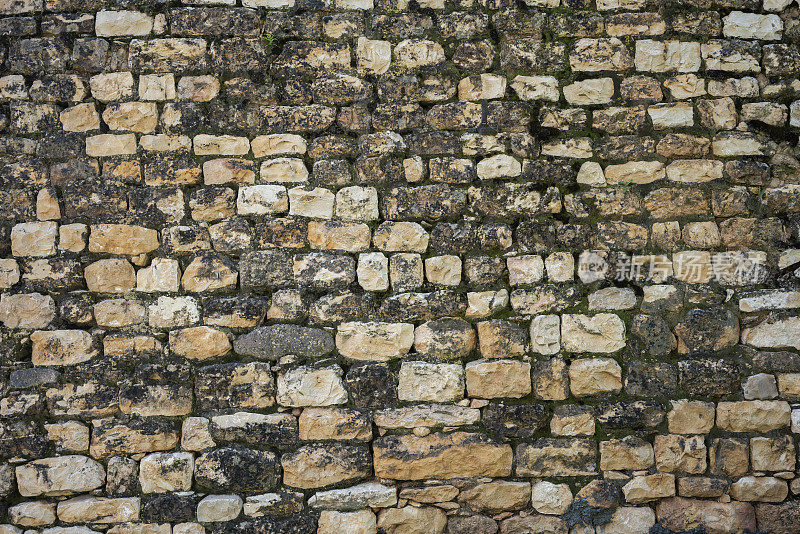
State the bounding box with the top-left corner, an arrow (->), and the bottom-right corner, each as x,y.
336,322 -> 414,361
562,314 -> 626,353
195,447 -> 280,493
656,497 -> 756,534
234,324 -> 333,360
277,365 -> 348,407
398,361 -> 464,402
373,432 -> 512,480
569,358 -> 622,397
90,419 -> 178,459
716,401 -> 791,432
16,456 -> 105,497
31,330 -> 98,366
281,443 -> 371,489
516,438 -> 597,477
378,506 -> 446,534
2,1 -> 798,529
309,482 -> 397,511
465,359 -> 531,399
0,292 -> 55,329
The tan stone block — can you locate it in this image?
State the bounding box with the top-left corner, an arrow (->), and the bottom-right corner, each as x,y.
569,358 -> 622,397
277,365 -> 348,407
85,258 -> 136,293
136,257 -> 180,292
90,72 -> 135,102
459,481 -> 530,513
60,103 -> 100,132
11,221 -> 57,257
731,476 -> 788,503
0,258 -> 20,289
356,252 -> 388,291
16,455 -> 105,497
605,160 -> 665,185
424,255 -> 461,286
140,134 -> 192,153
181,255 -> 237,292
281,443 -> 370,489
299,407 -> 371,442
31,329 -> 98,366
203,158 -> 255,185
622,473 -> 675,504
45,420 -> 89,452
356,37 -> 391,74
335,186 -> 379,221
177,75 -> 219,102
102,101 -> 158,133
57,496 -> 140,524
336,321 -> 414,361
193,134 -> 250,156
96,10 -> 153,36
394,39 -> 444,68
716,401 -> 791,432
600,436 -> 654,471
667,400 -> 715,434
139,73 -> 175,100
564,77 -> 614,105
465,359 -> 531,399
373,221 -> 429,253
251,134 -> 306,157
510,75 -> 560,102
170,326 -> 231,360
532,357 -> 569,400
319,509 -> 377,534
655,497 -> 756,533
86,133 -> 137,157
93,298 -> 146,327
260,157 -> 308,183
373,432 -> 512,480
654,434 -> 707,474
750,436 -> 795,471
531,481 -> 573,515
0,292 -> 54,329
289,186 -> 334,219
139,452 -> 194,493
308,221 -> 371,252
378,507 -> 446,534
8,500 -> 57,527
181,417 -> 215,452
562,314 -> 626,353
398,361 -> 464,402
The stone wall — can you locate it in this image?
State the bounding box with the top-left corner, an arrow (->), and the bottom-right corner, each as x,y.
0,0 -> 800,532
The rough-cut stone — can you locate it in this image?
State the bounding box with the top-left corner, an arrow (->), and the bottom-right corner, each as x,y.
282,443 -> 371,489
716,401 -> 791,432
308,483 -> 397,511
656,497 -> 756,534
277,365 -> 348,407
235,324 -> 334,360
336,322 -> 414,361
398,361 -> 464,402
378,507 -> 446,534
0,292 -> 55,329
374,432 -> 512,480
31,330 -> 97,366
169,326 -> 231,360
569,358 -> 622,397
16,456 -> 105,497
465,359 -> 531,399
562,314 -> 626,353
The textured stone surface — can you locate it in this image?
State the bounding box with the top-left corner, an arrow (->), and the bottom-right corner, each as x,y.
1,2 -> 799,532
